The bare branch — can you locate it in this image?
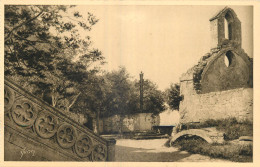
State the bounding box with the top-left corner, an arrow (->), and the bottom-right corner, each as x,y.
5,10 -> 44,42
68,92 -> 81,109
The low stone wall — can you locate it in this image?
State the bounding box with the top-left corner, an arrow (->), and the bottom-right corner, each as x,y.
179,86 -> 253,123
64,111 -> 87,125
170,127 -> 225,145
99,113 -> 160,134
4,78 -> 115,161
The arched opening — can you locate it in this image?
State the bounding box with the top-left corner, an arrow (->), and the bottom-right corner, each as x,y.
171,134 -> 208,146
224,51 -> 234,67
224,11 -> 234,40
224,18 -> 229,39
169,129 -> 215,146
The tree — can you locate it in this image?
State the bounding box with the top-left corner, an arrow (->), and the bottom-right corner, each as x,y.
103,68 -> 132,114
4,5 -> 105,110
134,79 -> 166,115
71,67 -> 134,133
101,67 -> 134,134
165,83 -> 183,110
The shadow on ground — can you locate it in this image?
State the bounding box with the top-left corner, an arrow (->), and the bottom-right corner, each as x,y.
115,144 -> 191,162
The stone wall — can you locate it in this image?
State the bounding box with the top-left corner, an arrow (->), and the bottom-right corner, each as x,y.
99,113 -> 160,134
179,85 -> 253,123
200,48 -> 252,93
63,110 -> 87,125
4,78 -> 115,161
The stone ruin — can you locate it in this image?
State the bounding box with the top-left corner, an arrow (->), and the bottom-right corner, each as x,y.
179,7 -> 253,124
170,7 -> 253,145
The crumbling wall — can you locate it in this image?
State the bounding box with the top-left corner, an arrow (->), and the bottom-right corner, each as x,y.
100,113 -> 160,134
179,7 -> 253,124
179,87 -> 253,123
200,49 -> 252,93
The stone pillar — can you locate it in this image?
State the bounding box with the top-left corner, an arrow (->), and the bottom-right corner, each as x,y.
106,139 -> 116,161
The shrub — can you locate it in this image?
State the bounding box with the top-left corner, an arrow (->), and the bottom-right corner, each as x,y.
173,136 -> 253,162
172,118 -> 253,162
181,118 -> 253,140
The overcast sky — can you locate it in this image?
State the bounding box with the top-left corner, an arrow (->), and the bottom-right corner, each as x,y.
75,5 -> 253,90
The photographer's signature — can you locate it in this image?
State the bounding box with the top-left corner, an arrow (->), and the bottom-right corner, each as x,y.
20,147 -> 35,159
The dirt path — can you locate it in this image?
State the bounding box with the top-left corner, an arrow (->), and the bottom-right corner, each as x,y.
115,139 -> 230,162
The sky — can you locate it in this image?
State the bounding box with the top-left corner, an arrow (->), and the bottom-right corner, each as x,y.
74,5 -> 253,91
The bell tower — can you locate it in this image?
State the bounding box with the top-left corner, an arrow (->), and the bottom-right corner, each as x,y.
209,7 -> 242,51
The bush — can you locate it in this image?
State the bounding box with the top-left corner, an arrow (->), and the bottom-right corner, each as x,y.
173,136 -> 253,162
172,118 -> 253,162
181,118 -> 253,140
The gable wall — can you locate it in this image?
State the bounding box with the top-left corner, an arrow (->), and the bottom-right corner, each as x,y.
200,50 -> 251,93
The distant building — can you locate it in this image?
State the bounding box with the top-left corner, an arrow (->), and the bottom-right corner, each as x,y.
159,109 -> 180,126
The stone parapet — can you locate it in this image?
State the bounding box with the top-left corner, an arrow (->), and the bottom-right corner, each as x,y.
4,78 -> 115,161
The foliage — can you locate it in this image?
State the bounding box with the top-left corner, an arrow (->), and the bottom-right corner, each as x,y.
173,136 -> 252,162
180,118 -> 253,141
4,5 -> 104,111
101,67 -> 133,117
4,5 -> 166,131
165,83 -> 183,110
95,67 -> 166,117
192,53 -> 211,93
137,79 -> 166,115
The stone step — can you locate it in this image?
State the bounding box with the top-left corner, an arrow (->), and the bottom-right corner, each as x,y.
133,134 -> 169,140
101,132 -> 169,140
239,136 -> 253,141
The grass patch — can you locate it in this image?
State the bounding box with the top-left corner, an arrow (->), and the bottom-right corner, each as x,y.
171,118 -> 253,162
173,136 -> 253,162
180,118 -> 253,140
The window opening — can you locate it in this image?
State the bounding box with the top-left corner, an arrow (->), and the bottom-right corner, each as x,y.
224,12 -> 234,40
224,51 -> 234,67
224,18 -> 229,39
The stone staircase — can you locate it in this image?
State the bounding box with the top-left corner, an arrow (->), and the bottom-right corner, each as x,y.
4,78 -> 115,161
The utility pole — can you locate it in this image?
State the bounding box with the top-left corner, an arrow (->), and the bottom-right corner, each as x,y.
140,71 -> 144,113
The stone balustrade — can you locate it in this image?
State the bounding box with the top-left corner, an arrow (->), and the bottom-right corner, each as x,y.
4,78 -> 116,161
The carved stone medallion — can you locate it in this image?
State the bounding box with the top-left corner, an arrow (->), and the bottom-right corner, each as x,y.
4,86 -> 15,111
75,134 -> 93,158
11,98 -> 38,127
57,124 -> 77,148
35,112 -> 58,138
92,144 -> 107,161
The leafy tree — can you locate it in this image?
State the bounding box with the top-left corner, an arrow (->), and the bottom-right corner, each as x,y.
143,80 -> 166,115
102,67 -> 132,116
4,5 -> 104,110
133,79 -> 166,115
98,68 -> 166,117
165,83 -> 183,110
100,67 -> 133,134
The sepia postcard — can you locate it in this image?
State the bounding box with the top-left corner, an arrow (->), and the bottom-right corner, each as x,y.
1,0 -> 260,167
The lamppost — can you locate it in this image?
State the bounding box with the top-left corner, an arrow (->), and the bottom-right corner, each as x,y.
140,71 -> 144,113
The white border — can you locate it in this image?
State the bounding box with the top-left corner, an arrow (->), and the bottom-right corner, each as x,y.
1,1 -> 259,167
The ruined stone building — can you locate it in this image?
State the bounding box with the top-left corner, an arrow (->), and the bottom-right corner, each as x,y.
179,7 -> 253,124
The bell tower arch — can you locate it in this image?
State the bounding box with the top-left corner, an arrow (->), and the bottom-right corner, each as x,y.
210,7 -> 241,51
